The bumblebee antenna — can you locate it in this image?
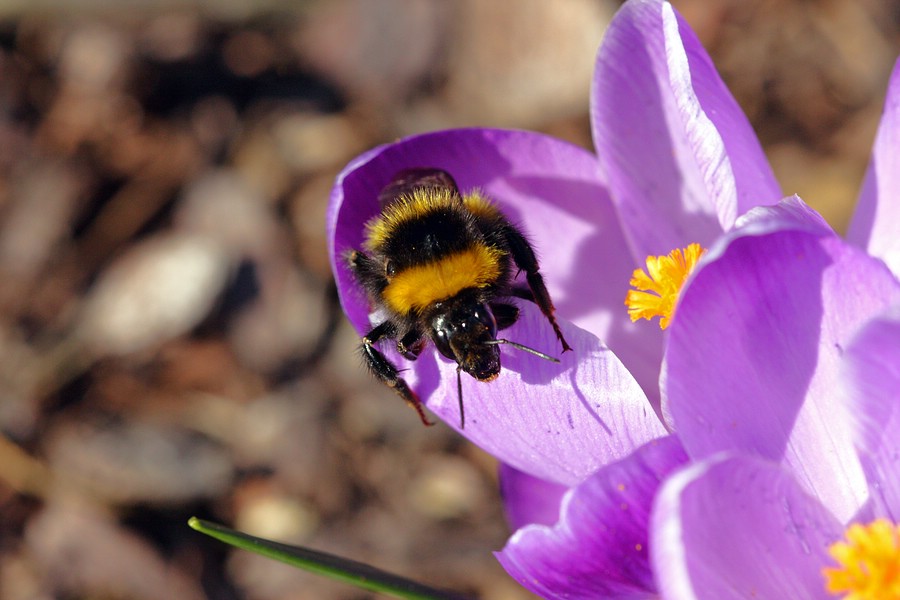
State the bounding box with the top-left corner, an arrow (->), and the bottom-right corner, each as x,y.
483,339 -> 560,363
456,366 -> 465,429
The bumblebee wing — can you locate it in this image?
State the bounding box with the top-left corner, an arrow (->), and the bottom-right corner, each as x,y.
378,168 -> 461,209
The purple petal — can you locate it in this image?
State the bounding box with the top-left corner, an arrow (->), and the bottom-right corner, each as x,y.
498,436 -> 687,600
847,57 -> 900,275
664,210 -> 900,522
499,464 -> 568,530
652,455 -> 843,600
842,305 -> 900,520
327,128 -> 664,402
407,302 -> 666,486
732,194 -> 834,236
591,0 -> 781,260
328,128 -> 670,480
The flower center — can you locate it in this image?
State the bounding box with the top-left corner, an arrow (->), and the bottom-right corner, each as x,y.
624,243 -> 706,330
823,519 -> 900,599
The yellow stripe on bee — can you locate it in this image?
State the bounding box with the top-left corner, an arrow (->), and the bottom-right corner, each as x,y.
383,245 -> 504,314
462,190 -> 500,220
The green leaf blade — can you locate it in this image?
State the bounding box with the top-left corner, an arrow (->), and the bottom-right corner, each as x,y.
188,517 -> 472,600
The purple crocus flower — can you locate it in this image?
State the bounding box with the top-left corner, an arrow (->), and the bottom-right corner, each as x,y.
328,128 -> 668,486
650,302 -> 900,599
499,198 -> 900,599
328,0 -> 900,596
495,0 -> 900,596
327,0 -> 782,484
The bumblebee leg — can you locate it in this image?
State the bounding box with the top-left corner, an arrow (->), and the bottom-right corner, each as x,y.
508,286 -> 534,302
347,248 -> 371,271
347,250 -> 387,293
360,322 -> 434,427
397,329 -> 426,360
500,225 -> 573,352
490,301 -> 520,331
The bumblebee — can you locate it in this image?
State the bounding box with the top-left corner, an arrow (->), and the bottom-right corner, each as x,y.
347,168 -> 571,428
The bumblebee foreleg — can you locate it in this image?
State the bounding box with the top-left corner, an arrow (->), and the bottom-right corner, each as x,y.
397,328 -> 426,360
360,321 -> 434,427
347,249 -> 386,293
500,225 -> 572,352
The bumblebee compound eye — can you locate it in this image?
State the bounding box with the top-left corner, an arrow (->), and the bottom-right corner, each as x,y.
384,259 -> 396,278
431,313 -> 455,361
470,304 -> 498,339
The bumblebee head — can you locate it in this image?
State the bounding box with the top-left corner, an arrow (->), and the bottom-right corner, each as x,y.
430,295 -> 500,381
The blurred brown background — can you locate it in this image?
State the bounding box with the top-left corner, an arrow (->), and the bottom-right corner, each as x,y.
0,1 -> 897,598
